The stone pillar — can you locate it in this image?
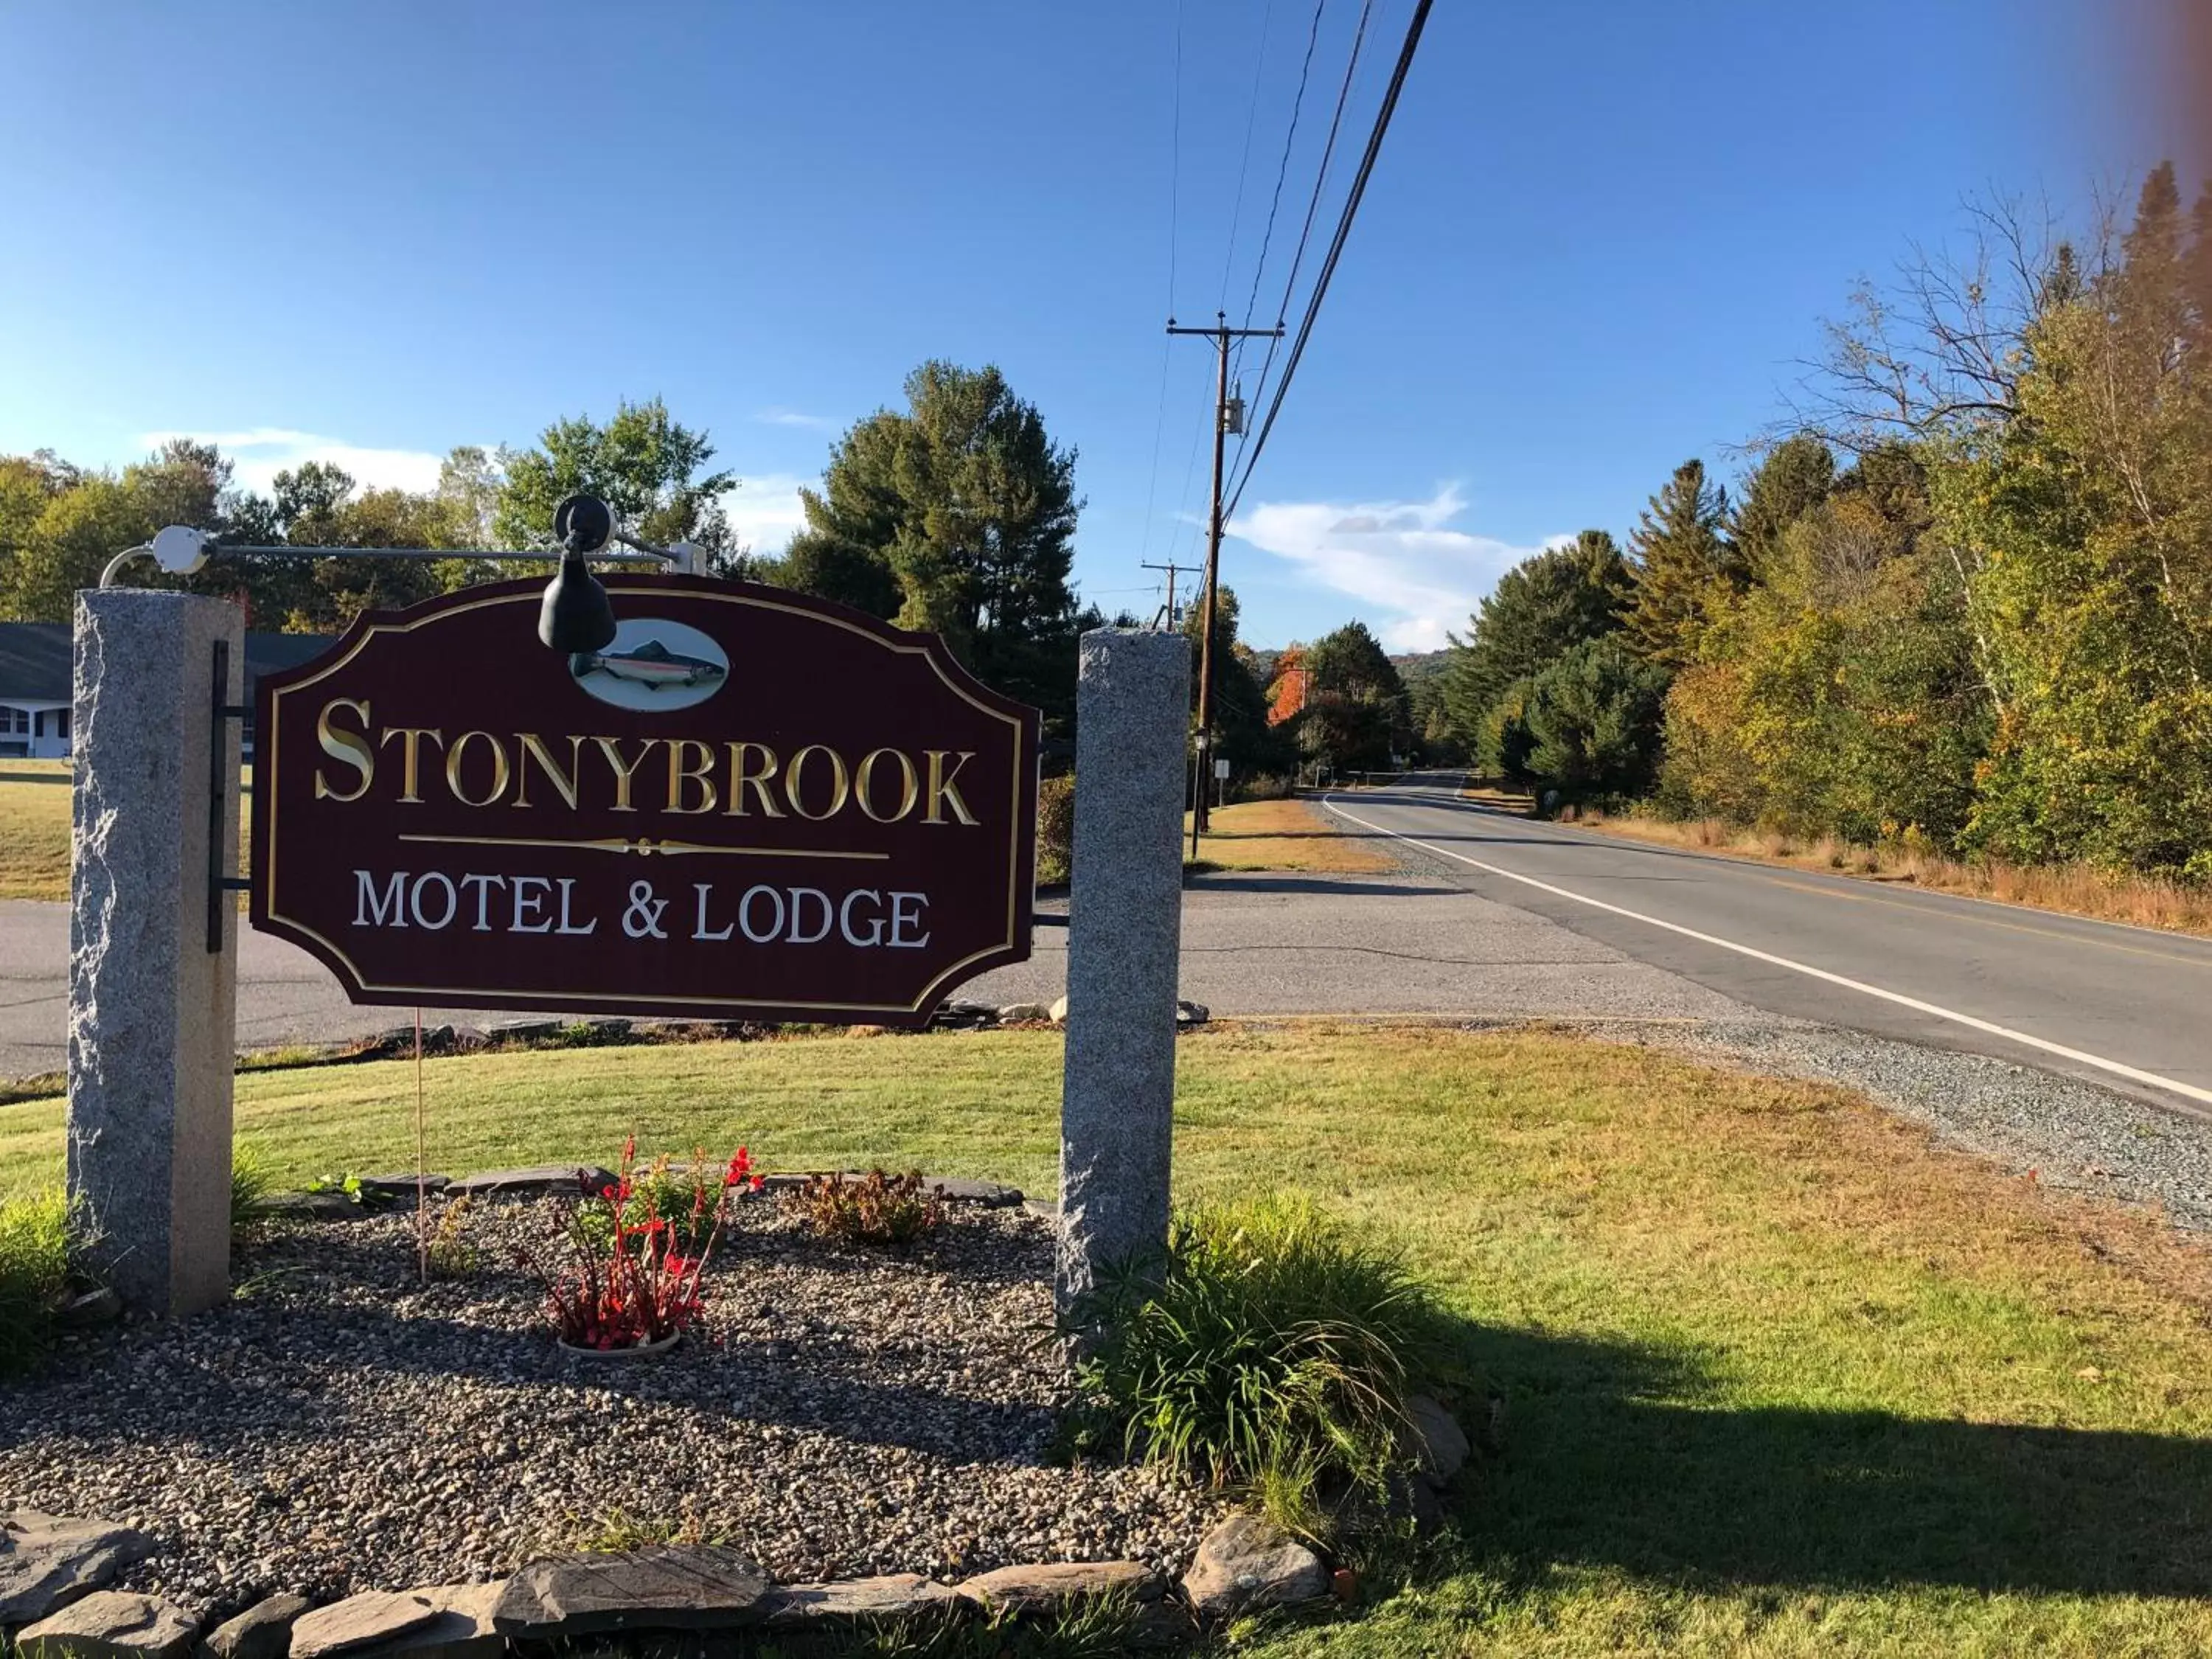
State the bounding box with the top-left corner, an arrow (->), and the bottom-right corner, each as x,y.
1057,627 -> 1191,1315
66,590 -> 242,1316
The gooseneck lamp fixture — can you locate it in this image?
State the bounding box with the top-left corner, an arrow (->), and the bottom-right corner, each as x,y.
538,493 -> 620,654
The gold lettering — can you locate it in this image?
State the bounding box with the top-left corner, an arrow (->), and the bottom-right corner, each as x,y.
313,698 -> 374,801
855,747 -> 919,823
443,730 -> 510,807
785,744 -> 851,821
726,742 -> 786,818
591,736 -> 660,813
513,733 -> 582,810
924,750 -> 980,825
380,728 -> 445,804
666,739 -> 717,815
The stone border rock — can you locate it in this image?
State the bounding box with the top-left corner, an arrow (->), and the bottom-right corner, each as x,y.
0,1499 -> 1438,1655
257,1168 -> 1027,1218
1,1387 -> 1483,1644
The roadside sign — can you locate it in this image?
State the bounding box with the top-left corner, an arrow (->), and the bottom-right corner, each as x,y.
250,575 -> 1039,1026
1213,759 -> 1231,779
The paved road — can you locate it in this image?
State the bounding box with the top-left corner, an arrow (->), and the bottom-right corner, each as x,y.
7,780 -> 2208,1125
1324,778 -> 2212,1119
0,871 -> 1748,1080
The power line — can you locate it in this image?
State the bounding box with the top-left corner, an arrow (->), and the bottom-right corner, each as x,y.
1224,0 -> 1431,521
1216,0 -> 1279,312
1237,0 -> 1329,344
1233,0 -> 1374,483
1138,1 -> 1189,566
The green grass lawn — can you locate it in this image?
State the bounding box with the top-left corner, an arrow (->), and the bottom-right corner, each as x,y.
7,1021 -> 2212,1655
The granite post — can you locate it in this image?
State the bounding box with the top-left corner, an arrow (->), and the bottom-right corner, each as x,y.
1056,627 -> 1191,1315
66,589 -> 242,1316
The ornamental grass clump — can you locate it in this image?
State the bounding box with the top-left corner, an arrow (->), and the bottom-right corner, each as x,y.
1068,1192 -> 1457,1537
0,1189 -> 82,1377
518,1137 -> 764,1352
784,1169 -> 945,1248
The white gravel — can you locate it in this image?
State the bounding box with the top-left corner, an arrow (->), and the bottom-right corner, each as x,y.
0,1200 -> 1222,1621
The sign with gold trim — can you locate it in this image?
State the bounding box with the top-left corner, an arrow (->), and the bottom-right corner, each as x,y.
250,575 -> 1039,1026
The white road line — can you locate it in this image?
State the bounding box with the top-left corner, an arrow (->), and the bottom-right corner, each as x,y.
1324,793 -> 2212,1111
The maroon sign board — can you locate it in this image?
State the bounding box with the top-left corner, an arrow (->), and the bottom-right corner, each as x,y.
250,575 -> 1039,1026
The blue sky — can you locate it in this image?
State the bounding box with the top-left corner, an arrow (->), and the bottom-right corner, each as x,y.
0,1 -> 2168,650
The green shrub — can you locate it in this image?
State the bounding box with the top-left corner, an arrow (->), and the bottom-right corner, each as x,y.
783,1169 -> 945,1249
1069,1192 -> 1456,1537
1036,773 -> 1075,886
232,1142 -> 279,1234
0,1189 -> 80,1377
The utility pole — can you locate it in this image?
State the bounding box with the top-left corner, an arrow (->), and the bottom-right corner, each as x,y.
1167,310 -> 1281,855
1139,559 -> 1187,631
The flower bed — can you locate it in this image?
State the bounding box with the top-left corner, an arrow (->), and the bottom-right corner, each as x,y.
0,1192 -> 1224,1616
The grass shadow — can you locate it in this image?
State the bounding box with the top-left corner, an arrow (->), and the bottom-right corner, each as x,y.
1455,1324 -> 2212,1600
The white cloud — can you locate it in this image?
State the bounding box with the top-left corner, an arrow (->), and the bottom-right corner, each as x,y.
139,428 -> 446,498
754,408 -> 837,431
723,471 -> 812,554
139,429 -> 815,557
1228,484 -> 1568,653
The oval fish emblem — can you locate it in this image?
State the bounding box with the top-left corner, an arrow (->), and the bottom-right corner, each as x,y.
568,618 -> 730,712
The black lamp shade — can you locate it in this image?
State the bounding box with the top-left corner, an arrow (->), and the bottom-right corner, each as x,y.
539,551 -> 618,653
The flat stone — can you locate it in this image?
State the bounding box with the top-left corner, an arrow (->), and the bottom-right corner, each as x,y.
355,1175 -> 450,1199
931,1177 -> 1023,1208
0,1511 -> 158,1626
262,1192 -> 362,1222
1405,1394 -> 1470,1487
1048,995 -> 1069,1023
344,1585 -> 501,1659
483,1018 -> 562,1040
443,1166 -> 617,1199
1176,999 -> 1211,1026
762,1576 -> 960,1625
1180,1515 -> 1327,1621
928,1002 -> 997,1030
53,1286 -> 122,1329
490,1547 -> 771,1638
17,1590 -> 197,1659
203,1593 -> 311,1659
997,1002 -> 1053,1023
289,1592 -> 439,1659
956,1561 -> 1163,1613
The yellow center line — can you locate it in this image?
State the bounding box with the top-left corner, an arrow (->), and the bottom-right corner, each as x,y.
1436,793 -> 2212,973
1756,874 -> 2212,970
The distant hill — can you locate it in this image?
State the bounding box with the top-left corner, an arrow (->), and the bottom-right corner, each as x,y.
1394,649 -> 1451,692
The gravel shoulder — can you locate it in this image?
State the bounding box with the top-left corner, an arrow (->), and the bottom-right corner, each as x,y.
0,1200 -> 1221,1621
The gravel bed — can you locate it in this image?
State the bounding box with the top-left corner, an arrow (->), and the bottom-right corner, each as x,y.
1458,1014 -> 2212,1231
0,1200 -> 1223,1620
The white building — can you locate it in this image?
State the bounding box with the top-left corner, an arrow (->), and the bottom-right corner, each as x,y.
0,622 -> 333,760
0,624 -> 72,758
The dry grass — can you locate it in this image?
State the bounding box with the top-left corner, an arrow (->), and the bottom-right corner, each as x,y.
0,762 -> 253,905
1467,786 -> 2212,939
0,764 -> 72,902
1184,794 -> 1398,874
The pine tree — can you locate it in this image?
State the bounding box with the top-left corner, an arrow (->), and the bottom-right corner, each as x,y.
777,361 -> 1084,723
1730,434 -> 1834,581
1440,529 -> 1630,740
1624,459 -> 1737,669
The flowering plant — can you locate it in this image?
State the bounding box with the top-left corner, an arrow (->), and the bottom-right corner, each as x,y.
518,1137 -> 764,1351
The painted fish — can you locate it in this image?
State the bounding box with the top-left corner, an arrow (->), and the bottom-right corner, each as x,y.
569,639 -> 729,690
